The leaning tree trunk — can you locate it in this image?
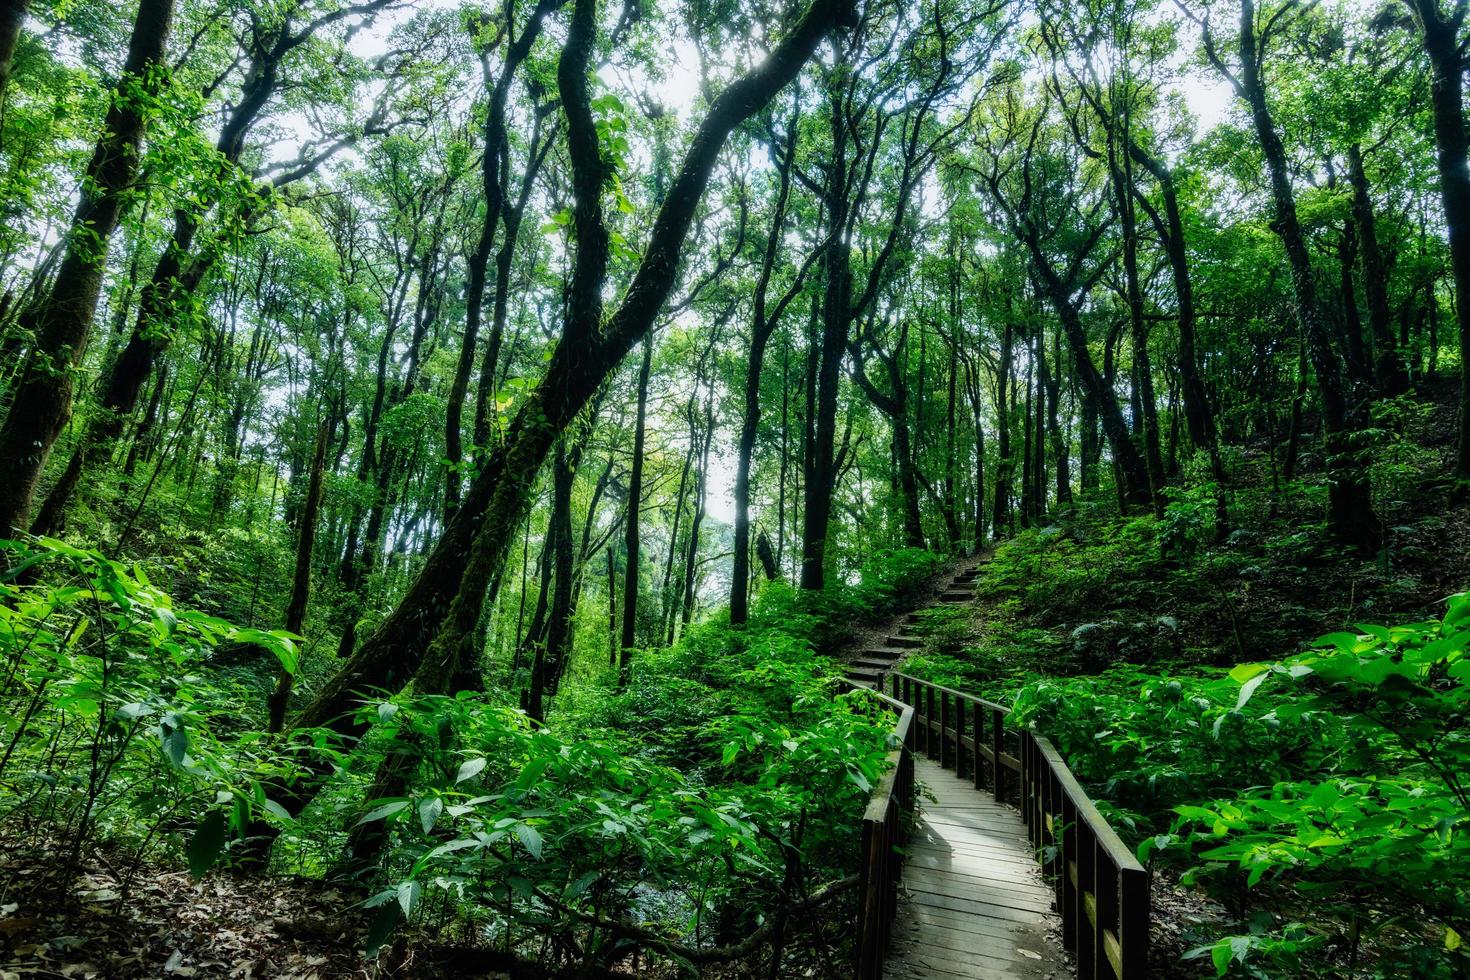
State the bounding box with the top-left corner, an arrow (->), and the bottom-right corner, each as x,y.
0,0 -> 173,535
275,0 -> 857,845
1028,252 -> 1155,509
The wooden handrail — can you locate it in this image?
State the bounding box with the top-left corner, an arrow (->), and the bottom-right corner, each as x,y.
879,670 -> 1151,980
841,682 -> 915,980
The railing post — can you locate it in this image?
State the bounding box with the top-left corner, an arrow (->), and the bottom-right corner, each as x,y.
1060,794 -> 1077,953
1118,865 -> 1149,979
991,707 -> 1006,802
971,700 -> 984,791
939,689 -> 952,770
925,684 -> 938,760
1075,827 -> 1098,980
954,692 -> 967,781
1019,732 -> 1032,845
901,719 -> 915,814
856,817 -> 880,979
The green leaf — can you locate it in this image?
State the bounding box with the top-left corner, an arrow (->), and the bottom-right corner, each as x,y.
396,880 -> 421,917
1236,672 -> 1267,710
1211,940 -> 1231,976
1227,662 -> 1268,684
162,725 -> 188,769
354,799 -> 410,827
364,902 -> 400,957
455,757 -> 486,784
260,799 -> 291,822
186,811 -> 227,878
515,822 -> 543,860
418,797 -> 443,834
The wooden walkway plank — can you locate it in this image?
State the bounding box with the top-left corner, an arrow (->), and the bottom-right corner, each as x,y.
885,758 -> 1069,978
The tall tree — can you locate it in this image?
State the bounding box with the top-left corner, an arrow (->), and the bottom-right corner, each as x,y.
280,0 -> 860,822
1195,0 -> 1381,552
0,0 -> 175,536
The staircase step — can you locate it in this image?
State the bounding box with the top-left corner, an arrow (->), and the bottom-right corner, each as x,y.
953,572 -> 979,584
845,666 -> 883,682
864,646 -> 911,658
850,657 -> 896,669
940,591 -> 972,603
884,635 -> 923,649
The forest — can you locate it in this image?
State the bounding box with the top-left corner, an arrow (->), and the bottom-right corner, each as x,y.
1,0 -> 1469,975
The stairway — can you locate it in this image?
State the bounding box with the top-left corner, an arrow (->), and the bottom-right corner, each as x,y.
844,560 -> 984,688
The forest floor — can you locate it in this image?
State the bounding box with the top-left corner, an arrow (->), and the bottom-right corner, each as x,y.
0,836 -> 641,979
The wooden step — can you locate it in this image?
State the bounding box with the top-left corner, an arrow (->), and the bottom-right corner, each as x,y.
939,591 -> 972,603
884,634 -> 923,649
863,646 -> 911,658
850,656 -> 898,669
846,666 -> 883,682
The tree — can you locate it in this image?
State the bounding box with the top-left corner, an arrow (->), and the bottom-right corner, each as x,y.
280,0 -> 860,822
0,0 -> 174,536
1399,0 -> 1470,482
1193,0 -> 1382,553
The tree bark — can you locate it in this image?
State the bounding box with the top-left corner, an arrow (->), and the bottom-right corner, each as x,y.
1347,144 -> 1408,396
991,319 -> 1013,535
618,336 -> 651,677
732,123 -> 803,623
0,0 -> 173,535
446,5 -> 561,518
268,420 -> 328,732
0,0 -> 28,118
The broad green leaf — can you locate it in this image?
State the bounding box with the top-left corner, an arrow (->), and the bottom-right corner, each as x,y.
186,811 -> 227,878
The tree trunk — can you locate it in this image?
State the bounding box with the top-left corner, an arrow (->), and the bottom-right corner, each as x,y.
1126,144 -> 1217,455
1111,140 -> 1165,511
1232,0 -> 1380,551
802,85 -> 853,592
991,320 -> 1013,536
0,0 -> 173,535
268,420 -> 328,732
1407,0 -> 1470,466
1029,256 -> 1154,508
1041,327 -> 1071,507
964,357 -> 986,545
526,439 -> 575,723
0,0 -> 31,135
618,336 -> 651,677
732,124 -> 800,622
1347,144 -> 1408,396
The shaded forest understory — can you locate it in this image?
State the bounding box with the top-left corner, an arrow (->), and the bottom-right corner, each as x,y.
3,0 -> 1470,976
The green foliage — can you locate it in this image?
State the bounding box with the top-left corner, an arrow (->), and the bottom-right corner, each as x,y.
0,539 -> 301,865
1006,595 -> 1470,977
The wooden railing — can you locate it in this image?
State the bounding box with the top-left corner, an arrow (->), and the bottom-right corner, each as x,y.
883,670 -> 1151,980
844,683 -> 915,980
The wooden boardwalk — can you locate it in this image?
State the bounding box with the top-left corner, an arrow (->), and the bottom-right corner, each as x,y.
885,758 -> 1069,979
